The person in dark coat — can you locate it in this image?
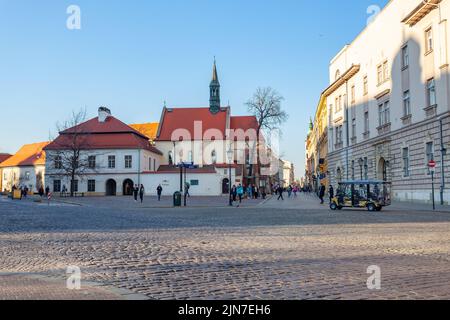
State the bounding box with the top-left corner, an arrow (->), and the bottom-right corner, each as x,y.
329,185 -> 334,203
139,184 -> 145,203
277,185 -> 284,201
133,184 -> 139,202
38,186 -> 44,197
157,185 -> 163,201
319,184 -> 326,204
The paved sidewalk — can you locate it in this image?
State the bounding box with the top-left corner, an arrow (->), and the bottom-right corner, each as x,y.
0,273 -> 147,300
50,195 -> 265,209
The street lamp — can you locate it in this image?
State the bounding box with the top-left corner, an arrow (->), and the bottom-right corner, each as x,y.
227,148 -> 234,207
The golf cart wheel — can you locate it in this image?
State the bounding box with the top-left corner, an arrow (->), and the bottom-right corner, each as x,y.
330,203 -> 338,211
367,203 -> 376,212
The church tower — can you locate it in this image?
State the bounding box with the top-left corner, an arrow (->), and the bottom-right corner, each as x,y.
209,59 -> 221,114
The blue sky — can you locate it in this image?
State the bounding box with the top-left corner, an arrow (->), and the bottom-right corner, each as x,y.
0,0 -> 388,177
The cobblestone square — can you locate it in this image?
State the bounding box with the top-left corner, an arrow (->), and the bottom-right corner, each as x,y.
1,194 -> 450,300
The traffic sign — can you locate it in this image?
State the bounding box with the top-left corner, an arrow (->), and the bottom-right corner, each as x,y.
428,160 -> 436,168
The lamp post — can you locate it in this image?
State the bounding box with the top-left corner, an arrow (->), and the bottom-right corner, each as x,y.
227,148 -> 234,207
358,158 -> 364,180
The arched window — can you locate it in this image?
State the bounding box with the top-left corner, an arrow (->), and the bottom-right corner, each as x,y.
168,151 -> 173,165
211,150 -> 217,164
336,167 -> 342,183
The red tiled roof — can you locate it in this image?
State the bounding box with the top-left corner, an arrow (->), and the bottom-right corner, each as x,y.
0,154 -> 12,164
0,142 -> 49,167
151,165 -> 217,174
230,116 -> 259,131
61,116 -> 148,138
156,107 -> 229,141
46,116 -> 163,155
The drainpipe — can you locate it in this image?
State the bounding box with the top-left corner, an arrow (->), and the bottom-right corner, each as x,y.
345,81 -> 350,180
440,116 -> 447,205
138,149 -> 141,186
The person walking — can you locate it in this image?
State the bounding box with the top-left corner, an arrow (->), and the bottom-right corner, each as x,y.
185,182 -> 191,198
247,185 -> 252,200
45,186 -> 50,197
38,186 -> 44,198
139,184 -> 145,203
329,185 -> 334,203
157,184 -> 163,201
133,184 -> 139,202
319,184 -> 326,204
237,184 -> 244,204
277,185 -> 284,201
287,185 -> 293,198
231,185 -> 237,202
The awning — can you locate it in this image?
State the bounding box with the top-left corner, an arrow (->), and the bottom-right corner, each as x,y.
402,0 -> 441,26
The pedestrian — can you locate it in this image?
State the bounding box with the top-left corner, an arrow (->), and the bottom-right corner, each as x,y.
139,184 -> 145,203
277,185 -> 284,201
247,185 -> 252,199
231,185 -> 237,202
157,184 -> 163,201
254,186 -> 259,199
319,184 -> 326,204
293,186 -> 298,197
329,185 -> 334,203
38,186 -> 44,197
133,184 -> 139,202
237,184 -> 244,203
45,186 -> 50,197
185,182 -> 191,198
287,185 -> 293,198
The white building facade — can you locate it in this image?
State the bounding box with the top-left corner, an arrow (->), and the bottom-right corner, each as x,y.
326,0 -> 450,204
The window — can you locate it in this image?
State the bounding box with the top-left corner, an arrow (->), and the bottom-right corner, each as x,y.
335,97 -> 339,113
426,142 -> 434,174
153,159 -> 156,171
363,76 -> 368,95
88,156 -> 96,169
168,151 -> 173,165
211,150 -> 217,164
427,78 -> 437,107
88,180 -> 96,192
188,151 -> 193,163
108,156 -> 116,169
351,85 -> 356,103
149,157 -> 152,171
71,180 -> 78,192
54,156 -> 62,169
352,118 -> 356,139
377,65 -> 383,85
336,126 -> 343,145
125,155 -> 132,169
335,70 -> 341,80
53,180 -> 61,192
25,171 -> 30,180
364,111 -> 369,133
425,27 -> 433,53
403,148 -> 410,177
378,101 -> 390,126
402,45 -> 409,68
403,91 -> 411,117
377,61 -> 389,84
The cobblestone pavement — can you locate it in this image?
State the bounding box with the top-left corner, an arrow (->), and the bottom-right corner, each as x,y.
1,194 -> 450,300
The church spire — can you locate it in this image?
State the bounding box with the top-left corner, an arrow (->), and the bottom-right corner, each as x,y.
209,58 -> 221,114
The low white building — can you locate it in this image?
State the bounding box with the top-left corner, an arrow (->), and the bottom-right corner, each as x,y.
0,142 -> 49,193
44,107 -> 164,196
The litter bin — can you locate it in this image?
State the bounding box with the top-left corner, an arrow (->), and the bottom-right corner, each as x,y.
12,190 -> 22,200
173,191 -> 182,207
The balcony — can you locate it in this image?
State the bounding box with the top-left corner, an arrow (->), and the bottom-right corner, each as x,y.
377,123 -> 391,136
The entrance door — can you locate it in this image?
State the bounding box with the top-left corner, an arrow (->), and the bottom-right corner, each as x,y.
106,179 -> 117,196
222,178 -> 230,194
378,158 -> 387,181
123,179 -> 134,196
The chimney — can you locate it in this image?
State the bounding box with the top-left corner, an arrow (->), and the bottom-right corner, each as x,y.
98,106 -> 111,122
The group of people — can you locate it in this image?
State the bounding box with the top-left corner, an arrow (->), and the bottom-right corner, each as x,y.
131,184 -> 164,203
229,184 -> 266,204
11,184 -> 30,199
318,184 -> 334,204
274,184 -> 301,201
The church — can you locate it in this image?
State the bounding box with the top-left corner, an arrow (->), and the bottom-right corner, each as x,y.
42,61 -> 270,197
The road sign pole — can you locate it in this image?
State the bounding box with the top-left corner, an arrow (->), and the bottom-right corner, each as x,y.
432,171 -> 436,211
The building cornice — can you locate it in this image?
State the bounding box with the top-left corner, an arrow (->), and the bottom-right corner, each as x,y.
322,64 -> 361,97
402,0 -> 442,27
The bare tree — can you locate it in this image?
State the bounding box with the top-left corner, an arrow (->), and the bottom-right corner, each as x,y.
246,87 -> 288,189
47,109 -> 98,197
